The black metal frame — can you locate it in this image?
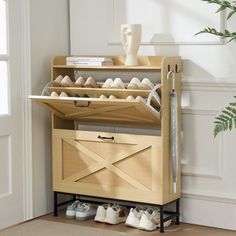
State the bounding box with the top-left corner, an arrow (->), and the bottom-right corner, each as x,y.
53,191 -> 180,233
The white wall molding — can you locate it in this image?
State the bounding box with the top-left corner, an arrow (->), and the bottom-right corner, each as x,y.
183,80 -> 236,92
182,191 -> 236,205
181,109 -> 223,179
20,0 -> 33,221
108,0 -> 225,45
182,108 -> 218,115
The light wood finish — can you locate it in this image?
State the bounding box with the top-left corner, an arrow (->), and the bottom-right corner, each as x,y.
29,55 -> 182,205
52,56 -> 163,71
47,87 -> 152,99
29,96 -> 161,129
47,87 -> 161,109
52,129 -> 165,204
160,57 -> 182,203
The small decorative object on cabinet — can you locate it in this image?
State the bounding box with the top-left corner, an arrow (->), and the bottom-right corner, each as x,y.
29,55 -> 182,233
121,24 -> 142,66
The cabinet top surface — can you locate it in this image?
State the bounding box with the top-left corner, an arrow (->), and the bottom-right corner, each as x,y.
52,55 -> 181,71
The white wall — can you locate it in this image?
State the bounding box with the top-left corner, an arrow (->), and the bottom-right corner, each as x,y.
30,0 -> 70,217
70,0 -> 236,230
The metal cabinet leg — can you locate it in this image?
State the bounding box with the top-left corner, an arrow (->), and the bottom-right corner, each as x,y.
159,205 -> 164,233
175,198 -> 180,225
54,192 -> 58,216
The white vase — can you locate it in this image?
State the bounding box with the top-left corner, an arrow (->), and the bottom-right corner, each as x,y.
121,24 -> 142,66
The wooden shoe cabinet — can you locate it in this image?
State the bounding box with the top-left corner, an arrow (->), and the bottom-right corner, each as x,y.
30,56 -> 182,232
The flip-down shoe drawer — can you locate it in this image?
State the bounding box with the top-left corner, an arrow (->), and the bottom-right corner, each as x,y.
29,96 -> 161,129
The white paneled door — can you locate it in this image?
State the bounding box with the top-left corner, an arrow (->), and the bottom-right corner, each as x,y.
0,0 -> 26,229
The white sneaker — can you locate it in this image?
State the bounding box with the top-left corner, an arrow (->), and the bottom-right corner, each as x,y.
138,208 -> 171,231
75,203 -> 97,221
65,200 -> 81,219
75,76 -> 86,87
140,78 -> 154,90
126,95 -> 135,100
104,205 -> 128,225
125,207 -> 144,228
111,78 -> 125,89
127,77 -> 141,89
61,75 -> 74,87
157,218 -> 172,228
53,75 -> 63,87
102,78 -> 113,89
59,92 -> 69,97
94,204 -> 110,223
109,95 -> 117,100
51,91 -> 59,97
138,208 -> 160,231
136,96 -> 147,104
99,94 -> 108,99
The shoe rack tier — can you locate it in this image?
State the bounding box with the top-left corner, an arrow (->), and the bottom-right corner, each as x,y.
47,87 -> 152,99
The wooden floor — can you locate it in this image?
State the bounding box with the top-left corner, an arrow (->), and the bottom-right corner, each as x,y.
40,210 -> 236,236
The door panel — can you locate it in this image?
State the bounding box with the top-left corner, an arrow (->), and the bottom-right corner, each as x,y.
0,0 -> 24,229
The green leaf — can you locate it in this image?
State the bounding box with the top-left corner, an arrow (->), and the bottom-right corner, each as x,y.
216,5 -> 226,13
196,0 -> 236,44
226,106 -> 236,115
214,124 -> 224,137
227,10 -> 236,19
214,121 -> 223,124
222,110 -> 233,117
215,117 -> 227,122
219,114 -> 230,120
234,118 -> 236,127
229,118 -> 233,130
214,96 -> 236,137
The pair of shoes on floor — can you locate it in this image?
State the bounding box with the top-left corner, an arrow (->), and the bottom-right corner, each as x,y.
102,78 -> 125,89
95,204 -> 128,225
99,94 -> 118,100
125,207 -> 171,231
51,91 -> 69,97
75,76 -> 99,88
66,200 -> 97,221
127,78 -> 154,90
126,95 -> 147,103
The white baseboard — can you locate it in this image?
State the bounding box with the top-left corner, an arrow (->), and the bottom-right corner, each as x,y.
181,197 -> 236,231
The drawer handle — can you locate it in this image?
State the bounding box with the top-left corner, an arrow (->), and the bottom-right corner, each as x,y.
97,135 -> 114,140
74,101 -> 91,107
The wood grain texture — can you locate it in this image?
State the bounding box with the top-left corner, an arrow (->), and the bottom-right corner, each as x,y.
30,55 -> 182,205
52,129 -> 165,204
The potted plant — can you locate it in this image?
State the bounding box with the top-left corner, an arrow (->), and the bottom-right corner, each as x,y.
196,0 -> 236,137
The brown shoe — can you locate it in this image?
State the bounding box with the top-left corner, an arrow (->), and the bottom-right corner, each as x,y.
83,76 -> 99,88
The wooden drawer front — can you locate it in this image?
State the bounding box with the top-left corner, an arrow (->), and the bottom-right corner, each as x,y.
29,96 -> 161,129
52,129 -> 164,204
